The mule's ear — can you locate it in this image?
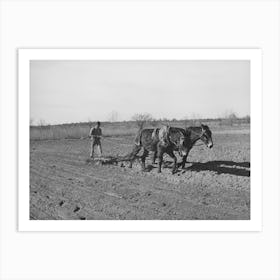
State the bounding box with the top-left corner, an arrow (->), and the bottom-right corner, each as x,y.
201,124 -> 205,130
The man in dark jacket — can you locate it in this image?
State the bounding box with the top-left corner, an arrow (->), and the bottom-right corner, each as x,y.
89,121 -> 102,158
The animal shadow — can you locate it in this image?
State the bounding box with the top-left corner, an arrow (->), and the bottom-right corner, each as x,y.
186,161 -> 250,177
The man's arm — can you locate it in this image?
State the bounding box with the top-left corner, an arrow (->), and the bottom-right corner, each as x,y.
89,127 -> 94,138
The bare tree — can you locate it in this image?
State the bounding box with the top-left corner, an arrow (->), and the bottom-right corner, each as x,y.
244,115 -> 250,123
107,111 -> 119,122
149,118 -> 159,127
87,118 -> 93,128
190,113 -> 201,120
183,116 -> 189,127
224,110 -> 238,126
38,119 -> 47,127
183,113 -> 201,127
227,112 -> 238,120
131,113 -> 153,129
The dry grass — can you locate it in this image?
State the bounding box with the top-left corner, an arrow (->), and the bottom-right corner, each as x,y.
30,119 -> 250,141
30,122 -> 138,140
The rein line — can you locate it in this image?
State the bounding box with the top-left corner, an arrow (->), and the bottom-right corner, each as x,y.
188,128 -> 205,147
192,143 -> 204,147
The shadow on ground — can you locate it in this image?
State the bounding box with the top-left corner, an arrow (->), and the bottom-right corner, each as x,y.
185,161 -> 250,177
132,160 -> 250,177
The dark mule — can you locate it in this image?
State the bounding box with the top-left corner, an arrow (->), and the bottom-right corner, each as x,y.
126,126 -> 191,174
180,124 -> 213,169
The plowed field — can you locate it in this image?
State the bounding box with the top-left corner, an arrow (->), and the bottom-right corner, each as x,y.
30,129 -> 250,220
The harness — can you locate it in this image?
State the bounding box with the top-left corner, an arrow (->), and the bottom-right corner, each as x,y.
165,128 -> 204,148
165,129 -> 187,150
189,128 -> 207,147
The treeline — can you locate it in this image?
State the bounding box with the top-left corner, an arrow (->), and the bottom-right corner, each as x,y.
30,115 -> 250,129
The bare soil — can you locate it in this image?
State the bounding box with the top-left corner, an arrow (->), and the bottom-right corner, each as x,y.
30,130 -> 250,220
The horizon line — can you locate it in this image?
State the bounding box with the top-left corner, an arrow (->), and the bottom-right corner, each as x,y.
30,115 -> 250,127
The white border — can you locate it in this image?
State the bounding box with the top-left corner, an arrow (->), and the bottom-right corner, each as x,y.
18,49 -> 262,231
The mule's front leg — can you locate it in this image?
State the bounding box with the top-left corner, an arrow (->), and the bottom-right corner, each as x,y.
141,149 -> 149,171
128,155 -> 135,168
180,150 -> 189,169
166,150 -> 177,174
152,151 -> 157,164
181,154 -> 187,169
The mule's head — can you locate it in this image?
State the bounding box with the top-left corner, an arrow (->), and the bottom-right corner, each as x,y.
200,124 -> 213,149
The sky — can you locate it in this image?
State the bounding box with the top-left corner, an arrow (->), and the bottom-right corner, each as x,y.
30,60 -> 250,125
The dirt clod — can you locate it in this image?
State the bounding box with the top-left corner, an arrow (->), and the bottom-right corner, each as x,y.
59,201 -> 65,206
73,206 -> 81,213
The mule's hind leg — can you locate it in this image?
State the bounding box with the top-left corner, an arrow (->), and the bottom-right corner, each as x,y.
129,145 -> 141,168
141,149 -> 149,171
157,147 -> 165,173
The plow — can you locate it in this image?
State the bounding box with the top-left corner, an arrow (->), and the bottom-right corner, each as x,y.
86,156 -> 119,165
86,154 -> 141,165
85,135 -> 138,165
